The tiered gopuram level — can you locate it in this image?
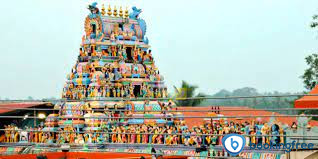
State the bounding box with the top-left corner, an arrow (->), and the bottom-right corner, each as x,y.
45,3 -> 180,133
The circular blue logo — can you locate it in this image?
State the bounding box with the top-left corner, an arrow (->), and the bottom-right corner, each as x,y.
222,134 -> 246,156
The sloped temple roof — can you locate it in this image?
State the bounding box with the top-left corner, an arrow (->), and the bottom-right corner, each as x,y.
295,85 -> 318,108
0,102 -> 50,114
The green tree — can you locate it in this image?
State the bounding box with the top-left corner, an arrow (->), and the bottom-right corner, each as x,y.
301,15 -> 318,90
174,80 -> 206,106
300,15 -> 318,120
310,15 -> 318,29
301,54 -> 318,91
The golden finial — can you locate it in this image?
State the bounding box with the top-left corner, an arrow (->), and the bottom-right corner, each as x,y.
124,7 -> 129,18
101,4 -> 106,16
113,6 -> 118,17
119,6 -> 123,17
107,5 -> 112,16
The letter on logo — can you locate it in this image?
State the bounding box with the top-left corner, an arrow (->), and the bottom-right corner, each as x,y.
231,138 -> 239,150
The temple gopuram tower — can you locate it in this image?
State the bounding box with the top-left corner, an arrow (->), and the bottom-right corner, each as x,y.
47,3 -> 178,133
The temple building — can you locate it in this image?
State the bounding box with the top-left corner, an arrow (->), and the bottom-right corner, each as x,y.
2,3 -> 317,159
48,3 -> 180,133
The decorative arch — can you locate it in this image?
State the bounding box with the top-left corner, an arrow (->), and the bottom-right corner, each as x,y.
84,16 -> 102,35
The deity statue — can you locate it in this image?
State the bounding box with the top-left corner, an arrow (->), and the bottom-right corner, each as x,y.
271,123 -> 280,145
130,127 -> 136,143
297,113 -> 311,129
110,32 -> 116,41
114,69 -> 122,80
128,31 -> 134,40
255,121 -> 263,144
122,46 -> 127,60
112,88 -> 116,97
77,134 -> 85,144
92,46 -> 97,57
109,71 -> 114,81
116,127 -> 122,143
14,130 -> 19,143
136,128 -> 141,143
121,87 -> 125,97
137,48 -> 143,62
94,87 -> 98,97
96,30 -> 104,42
125,86 -> 129,97
157,89 -> 162,98
141,84 -> 147,97
119,51 -> 124,61
114,23 -> 119,37
84,132 -> 89,143
152,128 -> 158,144
166,127 -> 173,145
111,46 -> 117,56
154,89 -> 158,98
291,122 -> 297,132
148,50 -> 153,61
121,127 -> 127,143
162,88 -> 168,98
80,48 -> 85,57
86,28 -> 92,39
132,62 -> 139,75
261,123 -> 270,144
97,87 -> 102,97
123,31 -> 129,40
116,87 -> 121,97
102,49 -> 109,56
145,86 -> 152,98
102,86 -> 106,97
279,127 -> 285,144
129,84 -> 135,98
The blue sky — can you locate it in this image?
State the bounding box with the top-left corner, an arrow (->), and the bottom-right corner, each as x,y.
0,0 -> 317,99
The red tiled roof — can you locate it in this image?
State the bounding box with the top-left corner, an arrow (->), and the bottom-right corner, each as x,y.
0,102 -> 48,114
295,85 -> 318,108
175,106 -> 318,128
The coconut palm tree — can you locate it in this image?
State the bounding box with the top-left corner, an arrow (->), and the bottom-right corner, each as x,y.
174,81 -> 206,106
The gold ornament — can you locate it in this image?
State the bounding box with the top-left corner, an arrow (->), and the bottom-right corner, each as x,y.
124,7 -> 129,18
101,4 -> 105,16
119,6 -> 123,17
107,5 -> 112,16
113,6 -> 118,17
